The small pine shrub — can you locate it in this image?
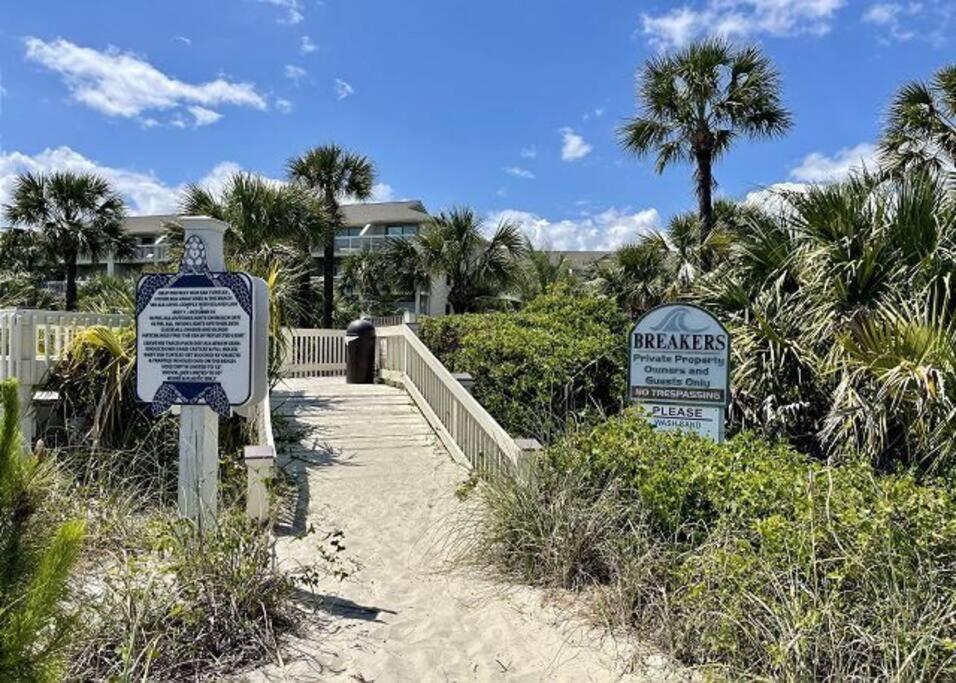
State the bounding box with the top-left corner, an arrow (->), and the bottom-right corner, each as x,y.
0,379 -> 86,682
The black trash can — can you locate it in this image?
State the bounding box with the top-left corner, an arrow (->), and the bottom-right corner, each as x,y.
345,318 -> 376,384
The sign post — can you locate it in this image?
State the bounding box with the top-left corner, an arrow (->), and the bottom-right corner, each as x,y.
628,303 -> 730,442
136,217 -> 268,529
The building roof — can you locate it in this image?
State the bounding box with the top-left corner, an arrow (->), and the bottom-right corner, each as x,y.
340,201 -> 429,227
123,215 -> 180,235
544,250 -> 613,270
2,202 -> 431,238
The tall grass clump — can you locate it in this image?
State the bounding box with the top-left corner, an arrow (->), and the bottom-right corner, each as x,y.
69,512 -> 309,681
0,379 -> 86,682
476,411 -> 956,679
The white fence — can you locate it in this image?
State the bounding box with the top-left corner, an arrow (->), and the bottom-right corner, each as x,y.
0,309 -> 131,443
377,325 -> 529,474
280,328 -> 347,377
369,312 -> 418,328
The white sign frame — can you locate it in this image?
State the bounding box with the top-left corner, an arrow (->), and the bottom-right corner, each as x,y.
629,303 -> 731,442
135,234 -> 257,417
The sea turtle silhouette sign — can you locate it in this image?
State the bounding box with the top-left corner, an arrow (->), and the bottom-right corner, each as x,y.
136,234 -> 258,416
629,303 -> 730,442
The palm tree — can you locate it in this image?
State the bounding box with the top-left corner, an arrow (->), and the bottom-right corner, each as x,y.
4,172 -> 132,310
388,207 -> 525,314
880,64 -> 956,177
619,39 -> 791,243
180,172 -> 320,327
339,247 -> 401,315
518,243 -> 576,301
286,145 -> 375,328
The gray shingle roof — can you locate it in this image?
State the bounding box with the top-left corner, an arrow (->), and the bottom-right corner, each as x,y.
340,201 -> 429,227
123,215 -> 180,235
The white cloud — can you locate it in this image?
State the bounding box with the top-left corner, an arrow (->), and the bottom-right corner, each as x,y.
504,166 -> 535,179
520,146 -> 537,159
196,161 -> 247,198
491,207 -> 661,251
300,35 -> 317,54
370,183 -> 396,202
862,2 -> 949,43
335,78 -> 354,100
0,147 -> 278,216
257,0 -> 304,24
641,0 -> 845,49
275,97 -> 293,114
188,105 -> 222,127
583,107 -> 606,121
744,182 -> 810,214
284,64 -> 306,84
173,35 -> 191,45
560,127 -> 592,161
24,37 -> 266,125
789,142 -> 879,183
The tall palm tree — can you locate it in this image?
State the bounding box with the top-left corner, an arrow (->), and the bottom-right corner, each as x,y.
180,172 -> 321,326
286,144 -> 375,328
518,243 -> 575,301
180,172 -> 322,262
4,172 -> 132,310
619,38 -> 791,243
388,207 -> 526,314
880,64 -> 956,177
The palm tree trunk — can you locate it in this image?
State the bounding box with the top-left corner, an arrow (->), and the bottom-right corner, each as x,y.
321,231 -> 334,328
448,285 -> 469,314
695,150 -> 715,242
64,252 -> 78,311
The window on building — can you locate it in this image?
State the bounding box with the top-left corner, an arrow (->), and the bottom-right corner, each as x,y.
385,224 -> 418,237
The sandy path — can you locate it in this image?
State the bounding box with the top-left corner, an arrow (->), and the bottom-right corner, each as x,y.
243,377 -> 682,682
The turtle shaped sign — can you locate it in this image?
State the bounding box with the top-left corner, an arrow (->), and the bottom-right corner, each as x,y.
136,235 -> 255,417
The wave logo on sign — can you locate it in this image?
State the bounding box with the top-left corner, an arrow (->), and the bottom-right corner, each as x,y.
649,307 -> 708,334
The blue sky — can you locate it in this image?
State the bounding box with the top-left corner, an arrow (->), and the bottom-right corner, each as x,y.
0,0 -> 953,249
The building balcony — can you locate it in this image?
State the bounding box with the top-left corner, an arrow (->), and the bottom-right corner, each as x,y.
77,243 -> 172,265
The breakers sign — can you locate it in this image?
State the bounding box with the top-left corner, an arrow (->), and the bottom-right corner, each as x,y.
629,303 -> 730,441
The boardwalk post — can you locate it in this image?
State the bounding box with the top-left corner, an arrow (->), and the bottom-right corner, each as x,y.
14,312 -> 36,447
178,218 -> 227,529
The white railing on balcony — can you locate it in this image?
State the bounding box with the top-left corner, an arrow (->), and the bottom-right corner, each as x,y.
376,325 -> 527,474
280,328 -> 347,377
77,243 -> 172,265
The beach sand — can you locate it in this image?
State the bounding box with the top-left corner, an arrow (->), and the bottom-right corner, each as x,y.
241,378 -> 685,682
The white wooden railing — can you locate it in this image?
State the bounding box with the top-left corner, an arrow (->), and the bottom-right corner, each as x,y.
0,309 -> 132,443
0,308 -> 279,522
376,324 -> 529,474
280,328 -> 347,377
369,311 -> 418,328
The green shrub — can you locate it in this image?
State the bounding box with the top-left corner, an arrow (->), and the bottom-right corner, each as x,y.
0,380 -> 86,682
478,411 -> 956,679
421,292 -> 629,442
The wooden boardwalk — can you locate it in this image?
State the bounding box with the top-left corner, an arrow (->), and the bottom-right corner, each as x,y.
244,377 -> 678,682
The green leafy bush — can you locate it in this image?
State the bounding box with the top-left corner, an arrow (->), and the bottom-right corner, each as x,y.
0,380 -> 86,682
479,411 -> 956,679
420,292 -> 629,442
